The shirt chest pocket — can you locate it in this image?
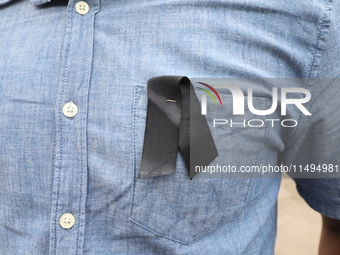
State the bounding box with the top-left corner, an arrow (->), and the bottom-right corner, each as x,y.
130,84 -> 269,245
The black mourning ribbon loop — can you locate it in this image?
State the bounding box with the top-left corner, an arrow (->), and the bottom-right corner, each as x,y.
139,76 -> 218,179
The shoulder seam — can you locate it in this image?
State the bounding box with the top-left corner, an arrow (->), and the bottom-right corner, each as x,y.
307,0 -> 333,80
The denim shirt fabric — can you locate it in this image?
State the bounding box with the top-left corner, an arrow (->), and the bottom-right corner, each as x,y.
1,0 -> 340,254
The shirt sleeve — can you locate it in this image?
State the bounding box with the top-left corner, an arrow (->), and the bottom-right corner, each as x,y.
281,1 -> 340,219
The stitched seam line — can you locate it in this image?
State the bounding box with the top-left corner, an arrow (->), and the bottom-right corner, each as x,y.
53,2 -> 75,254
75,4 -> 100,253
130,85 -> 143,217
307,0 -> 333,79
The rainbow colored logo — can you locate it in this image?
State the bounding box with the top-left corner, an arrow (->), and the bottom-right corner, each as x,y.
196,82 -> 223,105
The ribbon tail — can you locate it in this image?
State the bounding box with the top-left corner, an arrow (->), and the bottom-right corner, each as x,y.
178,77 -> 218,179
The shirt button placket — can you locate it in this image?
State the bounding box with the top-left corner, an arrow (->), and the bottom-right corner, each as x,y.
49,0 -> 100,254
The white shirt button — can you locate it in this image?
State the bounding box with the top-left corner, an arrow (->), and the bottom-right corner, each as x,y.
75,1 -> 89,15
59,213 -> 75,229
62,102 -> 78,118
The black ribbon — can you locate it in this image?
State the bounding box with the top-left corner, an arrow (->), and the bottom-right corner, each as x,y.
139,76 -> 218,179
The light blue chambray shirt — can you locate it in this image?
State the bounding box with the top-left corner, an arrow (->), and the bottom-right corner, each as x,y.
1,0 -> 340,254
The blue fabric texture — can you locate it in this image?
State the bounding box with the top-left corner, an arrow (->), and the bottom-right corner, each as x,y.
1,0 -> 340,254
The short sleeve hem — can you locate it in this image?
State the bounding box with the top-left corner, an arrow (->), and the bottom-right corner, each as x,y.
297,186 -> 340,220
